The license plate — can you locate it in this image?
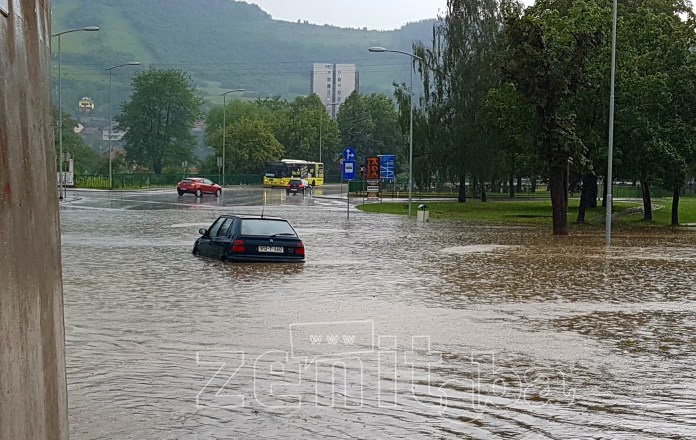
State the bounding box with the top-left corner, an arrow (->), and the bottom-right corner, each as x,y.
258,246 -> 284,253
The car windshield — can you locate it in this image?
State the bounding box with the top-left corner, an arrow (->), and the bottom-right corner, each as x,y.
240,219 -> 297,236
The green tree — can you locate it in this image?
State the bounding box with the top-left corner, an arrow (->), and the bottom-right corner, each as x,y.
337,91 -> 402,166
500,0 -> 603,234
413,0 -> 507,202
337,91 -> 375,150
208,118 -> 284,173
276,94 -> 340,162
363,93 -> 403,156
483,83 -> 537,198
611,0 -> 696,224
118,69 -> 202,174
53,107 -> 106,176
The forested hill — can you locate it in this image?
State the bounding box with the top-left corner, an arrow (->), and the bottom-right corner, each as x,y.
52,0 -> 436,116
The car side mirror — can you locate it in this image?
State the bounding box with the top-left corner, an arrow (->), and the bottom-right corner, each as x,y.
199,228 -> 207,236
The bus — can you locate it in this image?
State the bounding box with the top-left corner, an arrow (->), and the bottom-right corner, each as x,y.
263,159 -> 324,187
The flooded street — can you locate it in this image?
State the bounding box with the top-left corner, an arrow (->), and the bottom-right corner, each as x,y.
60,186 -> 696,439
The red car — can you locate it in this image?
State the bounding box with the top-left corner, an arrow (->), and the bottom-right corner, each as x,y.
177,178 -> 222,197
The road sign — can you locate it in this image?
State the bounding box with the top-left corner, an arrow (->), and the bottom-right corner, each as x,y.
343,147 -> 356,161
379,155 -> 395,181
366,157 -> 380,180
342,160 -> 356,181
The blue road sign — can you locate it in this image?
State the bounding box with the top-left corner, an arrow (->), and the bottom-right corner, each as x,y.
379,155 -> 395,181
342,160 -> 357,181
343,147 -> 356,161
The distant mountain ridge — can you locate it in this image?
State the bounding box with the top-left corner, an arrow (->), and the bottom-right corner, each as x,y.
52,0 -> 436,117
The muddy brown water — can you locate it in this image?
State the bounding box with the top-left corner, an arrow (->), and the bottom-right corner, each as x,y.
60,187 -> 696,439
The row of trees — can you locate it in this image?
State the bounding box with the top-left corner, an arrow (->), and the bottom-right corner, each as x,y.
202,92 -> 405,174
405,0 -> 696,232
114,69 -> 405,176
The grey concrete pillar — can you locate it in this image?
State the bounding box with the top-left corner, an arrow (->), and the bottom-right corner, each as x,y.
0,1 -> 70,439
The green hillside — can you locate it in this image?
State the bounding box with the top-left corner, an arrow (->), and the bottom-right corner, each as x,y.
52,0 -> 435,118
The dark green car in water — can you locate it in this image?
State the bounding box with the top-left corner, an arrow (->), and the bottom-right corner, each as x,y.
193,215 -> 305,263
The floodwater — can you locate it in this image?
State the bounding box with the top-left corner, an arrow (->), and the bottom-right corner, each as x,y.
60,186 -> 696,439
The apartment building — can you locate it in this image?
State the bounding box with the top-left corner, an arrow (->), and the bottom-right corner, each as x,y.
311,63 -> 359,119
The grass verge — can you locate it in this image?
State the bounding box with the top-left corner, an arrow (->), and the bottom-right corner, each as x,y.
357,197 -> 696,229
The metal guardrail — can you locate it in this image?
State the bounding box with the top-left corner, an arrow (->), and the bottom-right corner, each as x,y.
346,181 -> 696,197
72,174 -> 696,195
75,174 -> 263,189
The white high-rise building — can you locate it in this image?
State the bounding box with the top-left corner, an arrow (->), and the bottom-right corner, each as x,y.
311,63 -> 359,119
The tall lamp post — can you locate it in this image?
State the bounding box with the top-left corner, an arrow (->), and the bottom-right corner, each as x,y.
107,61 -> 140,189
605,0 -> 618,247
369,47 -> 423,217
52,26 -> 100,200
220,89 -> 246,186
319,100 -> 340,163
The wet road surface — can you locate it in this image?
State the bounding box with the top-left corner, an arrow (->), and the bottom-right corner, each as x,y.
60,186 -> 696,439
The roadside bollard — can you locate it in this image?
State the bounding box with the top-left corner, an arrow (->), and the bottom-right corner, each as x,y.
417,204 -> 429,222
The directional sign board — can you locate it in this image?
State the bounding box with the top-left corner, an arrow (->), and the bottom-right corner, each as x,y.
379,155 -> 395,182
342,160 -> 357,181
0,0 -> 7,17
343,147 -> 356,161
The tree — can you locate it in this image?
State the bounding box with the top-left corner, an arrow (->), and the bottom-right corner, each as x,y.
118,69 -> 202,174
208,118 -> 284,173
500,0 -> 603,234
612,0 -> 696,224
483,83 -> 537,198
413,0 -> 507,202
53,107 -> 106,176
363,93 -> 403,157
337,91 -> 403,167
275,95 -> 340,162
337,91 -> 375,150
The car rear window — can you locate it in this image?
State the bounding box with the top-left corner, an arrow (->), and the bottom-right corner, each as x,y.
240,219 -> 297,236
289,179 -> 302,185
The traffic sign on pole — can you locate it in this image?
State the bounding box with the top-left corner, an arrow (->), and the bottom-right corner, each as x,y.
342,160 -> 357,181
343,147 -> 356,161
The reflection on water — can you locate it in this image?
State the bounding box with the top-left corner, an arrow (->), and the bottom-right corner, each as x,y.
61,188 -> 696,439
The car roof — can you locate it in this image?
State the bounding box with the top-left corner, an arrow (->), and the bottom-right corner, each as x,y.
184,177 -> 204,181
217,214 -> 288,221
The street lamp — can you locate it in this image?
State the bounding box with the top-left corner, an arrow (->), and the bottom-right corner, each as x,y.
52,26 -> 100,200
220,89 -> 246,186
320,100 -> 340,163
605,0 -> 618,247
369,46 -> 423,216
107,62 -> 140,189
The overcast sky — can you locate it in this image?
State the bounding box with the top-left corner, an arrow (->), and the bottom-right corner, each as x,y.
243,0 -> 448,30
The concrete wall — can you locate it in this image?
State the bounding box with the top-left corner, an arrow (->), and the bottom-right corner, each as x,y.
0,1 -> 70,439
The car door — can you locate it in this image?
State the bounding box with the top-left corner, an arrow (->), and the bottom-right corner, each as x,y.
203,179 -> 214,194
198,217 -> 224,257
209,217 -> 235,259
